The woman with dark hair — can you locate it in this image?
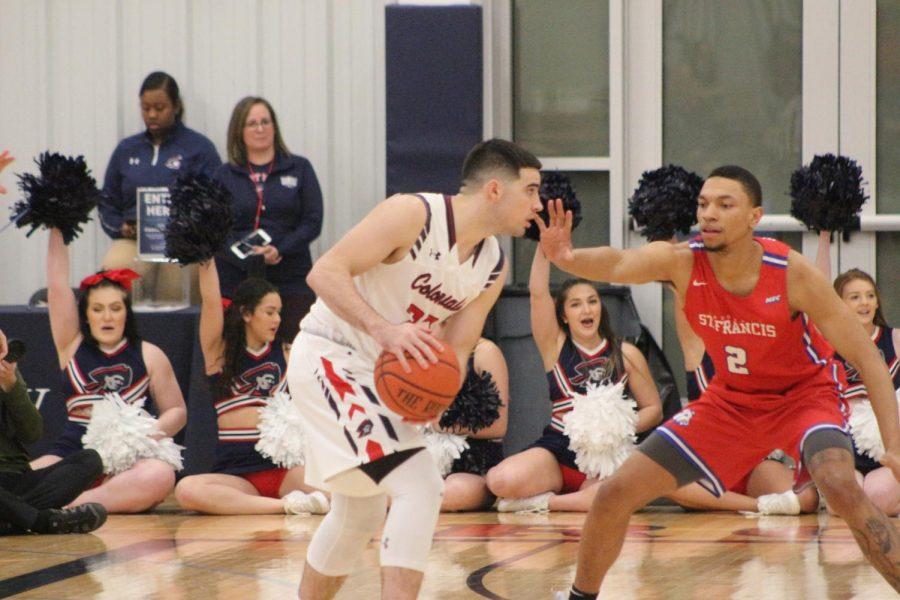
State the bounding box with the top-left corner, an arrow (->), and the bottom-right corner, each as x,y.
30,229 -> 187,513
99,71 -> 220,300
485,247 -> 662,512
214,96 -> 323,344
173,260 -> 327,515
817,232 -> 900,516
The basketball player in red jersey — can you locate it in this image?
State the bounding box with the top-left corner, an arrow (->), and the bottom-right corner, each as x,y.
539,166 -> 900,598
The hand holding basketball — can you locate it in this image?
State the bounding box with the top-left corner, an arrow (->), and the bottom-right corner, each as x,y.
374,342 -> 461,423
372,321 -> 443,372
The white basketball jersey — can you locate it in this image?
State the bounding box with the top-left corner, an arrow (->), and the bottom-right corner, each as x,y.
302,193 -> 504,363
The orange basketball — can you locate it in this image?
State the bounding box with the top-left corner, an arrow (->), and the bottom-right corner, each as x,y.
374,344 -> 461,421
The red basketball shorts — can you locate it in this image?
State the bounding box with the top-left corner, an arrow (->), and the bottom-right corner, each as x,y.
655,384 -> 848,497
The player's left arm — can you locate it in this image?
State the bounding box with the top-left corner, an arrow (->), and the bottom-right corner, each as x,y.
143,342 -> 188,438
440,260 -> 509,389
621,342 -> 663,433
787,253 -> 900,458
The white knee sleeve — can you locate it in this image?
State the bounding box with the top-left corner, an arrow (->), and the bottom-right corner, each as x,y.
305,492 -> 388,577
377,449 -> 444,572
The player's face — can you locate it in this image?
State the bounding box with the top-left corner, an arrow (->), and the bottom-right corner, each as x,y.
499,167 -> 542,236
562,284 -> 602,340
243,292 -> 282,344
140,89 -> 177,134
840,278 -> 879,327
696,177 -> 760,252
85,287 -> 128,347
243,103 -> 275,157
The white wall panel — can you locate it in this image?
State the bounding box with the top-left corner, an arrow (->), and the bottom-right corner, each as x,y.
0,0 -> 386,304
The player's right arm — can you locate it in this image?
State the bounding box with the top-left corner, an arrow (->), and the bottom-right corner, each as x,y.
537,199 -> 685,287
788,253 -> 900,477
306,194 -> 441,371
47,228 -> 81,365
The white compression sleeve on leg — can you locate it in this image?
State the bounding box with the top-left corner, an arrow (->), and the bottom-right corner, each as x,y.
377,449 -> 444,572
305,492 -> 388,577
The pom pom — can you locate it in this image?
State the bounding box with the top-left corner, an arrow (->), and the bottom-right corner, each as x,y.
848,391 -> 900,462
11,152 -> 102,244
438,368 -> 502,433
790,154 -> 868,233
422,427 -> 469,476
562,382 -> 636,479
164,174 -> 235,265
628,165 -> 703,241
524,171 -> 582,241
82,394 -> 184,475
255,391 -> 306,468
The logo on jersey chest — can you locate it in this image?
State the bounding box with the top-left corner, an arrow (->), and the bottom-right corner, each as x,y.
570,357 -> 614,387
233,363 -> 282,395
410,273 -> 467,312
88,365 -> 134,392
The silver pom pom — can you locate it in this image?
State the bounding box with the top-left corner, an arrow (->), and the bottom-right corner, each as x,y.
563,382 -> 636,479
255,391 -> 306,468
82,393 -> 184,475
849,391 -> 900,462
422,427 -> 469,477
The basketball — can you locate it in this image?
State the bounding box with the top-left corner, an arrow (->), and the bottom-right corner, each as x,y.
374,344 -> 461,421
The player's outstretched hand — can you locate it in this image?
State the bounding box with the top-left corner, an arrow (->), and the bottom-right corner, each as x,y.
536,198 -> 575,269
373,322 -> 443,373
880,448 -> 900,483
0,150 -> 15,194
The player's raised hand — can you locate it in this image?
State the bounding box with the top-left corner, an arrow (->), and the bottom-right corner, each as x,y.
536,198 -> 575,268
373,321 -> 443,373
0,150 -> 14,194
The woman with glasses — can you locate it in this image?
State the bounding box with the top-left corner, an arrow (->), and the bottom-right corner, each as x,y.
214,97 -> 324,344
99,71 -> 220,300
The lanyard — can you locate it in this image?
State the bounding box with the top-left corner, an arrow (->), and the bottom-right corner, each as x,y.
247,159 -> 275,230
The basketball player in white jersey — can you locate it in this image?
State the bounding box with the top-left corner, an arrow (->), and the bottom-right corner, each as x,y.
288,139 -> 542,599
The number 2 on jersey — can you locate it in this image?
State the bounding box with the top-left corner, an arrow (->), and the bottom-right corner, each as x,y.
725,345 -> 749,375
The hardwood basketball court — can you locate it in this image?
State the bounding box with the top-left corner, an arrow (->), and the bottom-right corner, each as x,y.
0,501 -> 895,599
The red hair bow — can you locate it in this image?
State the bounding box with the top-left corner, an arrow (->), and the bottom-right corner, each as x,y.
79,269 -> 142,292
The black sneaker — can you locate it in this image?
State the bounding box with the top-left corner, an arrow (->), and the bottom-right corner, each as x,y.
40,503 -> 108,534
0,520 -> 27,536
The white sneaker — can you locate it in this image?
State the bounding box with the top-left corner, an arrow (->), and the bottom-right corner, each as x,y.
756,490 -> 801,515
283,490 -> 330,515
552,592 -> 568,600
496,492 -> 552,513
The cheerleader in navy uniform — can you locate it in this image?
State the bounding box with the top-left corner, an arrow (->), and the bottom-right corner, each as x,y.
30,229 -> 187,513
173,260 -> 327,514
486,247 -> 662,512
439,338 -> 509,512
817,231 -> 900,516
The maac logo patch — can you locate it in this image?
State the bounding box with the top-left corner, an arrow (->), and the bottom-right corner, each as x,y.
88,365 -> 134,392
234,363 -> 282,396
673,408 -> 694,427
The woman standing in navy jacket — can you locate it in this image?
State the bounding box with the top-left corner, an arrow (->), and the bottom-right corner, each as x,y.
100,71 -> 220,300
214,96 -> 323,343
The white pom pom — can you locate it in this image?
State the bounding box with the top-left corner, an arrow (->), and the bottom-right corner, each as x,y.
82,393 -> 184,475
562,382 -> 636,479
255,391 -> 306,468
849,391 -> 900,462
423,428 -> 469,476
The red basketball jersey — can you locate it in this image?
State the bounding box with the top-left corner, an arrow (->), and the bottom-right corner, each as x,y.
684,236 -> 843,404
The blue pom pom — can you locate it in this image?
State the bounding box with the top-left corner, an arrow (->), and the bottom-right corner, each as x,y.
789,154 -> 867,233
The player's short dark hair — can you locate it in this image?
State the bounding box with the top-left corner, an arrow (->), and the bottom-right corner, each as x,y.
461,139 -> 542,187
708,165 -> 762,207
